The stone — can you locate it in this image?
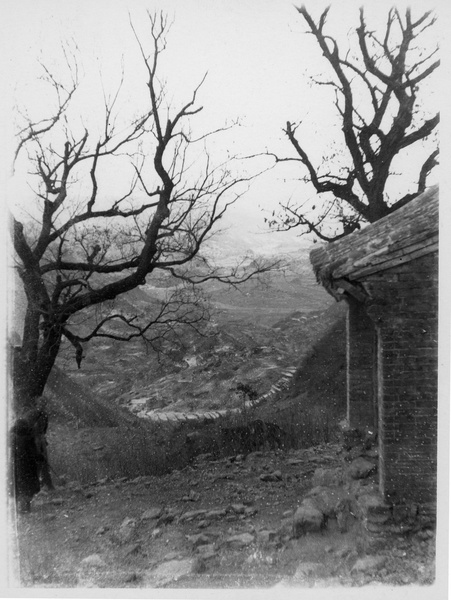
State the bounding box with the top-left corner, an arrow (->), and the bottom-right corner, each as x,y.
259,471 -> 282,482
178,509 -> 207,522
116,518 -> 137,544
95,526 -> 109,535
304,486 -> 345,517
43,514 -> 57,522
197,520 -> 211,529
163,552 -> 182,561
351,555 -> 386,573
292,504 -> 325,537
293,562 -> 324,580
81,554 -> 105,567
205,509 -> 227,519
182,490 -> 200,502
365,449 -> 378,459
186,534 -> 212,548
312,468 -> 345,487
335,546 -> 353,559
336,498 -> 356,533
68,480 -> 82,490
146,559 -> 195,586
357,493 -> 391,518
158,513 -> 175,525
348,457 -> 377,479
196,544 -> 217,558
230,503 -> 246,514
256,530 -> 278,545
141,507 -> 163,520
224,533 -> 255,547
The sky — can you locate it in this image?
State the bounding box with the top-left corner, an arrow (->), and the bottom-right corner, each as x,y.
0,0 -> 446,255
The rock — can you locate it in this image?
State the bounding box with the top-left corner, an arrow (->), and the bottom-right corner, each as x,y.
116,518 -> 137,544
230,504 -> 246,514
244,507 -> 258,517
293,562 -> 324,580
197,520 -> 211,529
365,448 -> 378,459
256,530 -> 278,545
339,423 -> 362,449
95,526 -> 109,535
67,480 -> 82,490
351,555 -> 386,573
122,544 -> 141,558
312,468 -> 345,487
224,533 -> 255,548
163,552 -> 183,561
292,505 -> 325,537
141,507 -> 163,521
186,534 -> 212,548
196,544 -> 217,558
51,497 -> 64,506
336,498 -> 356,533
123,572 -> 141,584
357,493 -> 391,520
259,471 -> 282,482
81,554 -> 105,567
277,519 -> 293,537
42,514 -> 57,522
178,509 -> 207,522
182,490 -> 200,502
205,509 -> 227,519
335,546 -> 353,559
344,446 -> 365,462
146,559 -> 195,586
304,486 -> 344,517
348,457 -> 376,479
158,513 -> 175,526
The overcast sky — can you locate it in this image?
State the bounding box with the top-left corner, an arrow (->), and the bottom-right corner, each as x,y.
1,0 -> 446,252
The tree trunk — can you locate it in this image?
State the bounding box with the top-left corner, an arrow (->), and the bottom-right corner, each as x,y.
13,327 -> 62,415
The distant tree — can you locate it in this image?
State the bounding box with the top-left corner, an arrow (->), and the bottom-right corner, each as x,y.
10,13 -> 274,412
267,6 -> 439,240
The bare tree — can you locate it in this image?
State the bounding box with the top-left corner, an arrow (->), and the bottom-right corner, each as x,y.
11,13 -> 275,412
267,5 -> 439,240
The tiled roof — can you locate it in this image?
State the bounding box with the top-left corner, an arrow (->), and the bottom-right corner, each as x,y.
310,185 -> 438,294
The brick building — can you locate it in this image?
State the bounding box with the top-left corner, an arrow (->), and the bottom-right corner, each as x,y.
310,185 -> 438,513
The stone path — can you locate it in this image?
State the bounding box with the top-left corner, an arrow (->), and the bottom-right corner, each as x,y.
129,366 -> 298,423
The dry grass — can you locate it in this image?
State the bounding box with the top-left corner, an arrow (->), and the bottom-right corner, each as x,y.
47,399 -> 342,485
47,420 -> 191,485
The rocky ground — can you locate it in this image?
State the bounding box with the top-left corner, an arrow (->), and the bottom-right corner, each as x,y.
10,442 -> 436,590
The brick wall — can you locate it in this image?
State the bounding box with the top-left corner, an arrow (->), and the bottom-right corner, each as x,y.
347,298 -> 377,430
361,252 -> 438,506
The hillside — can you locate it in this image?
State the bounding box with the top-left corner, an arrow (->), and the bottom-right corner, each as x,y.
51,255 -> 335,416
